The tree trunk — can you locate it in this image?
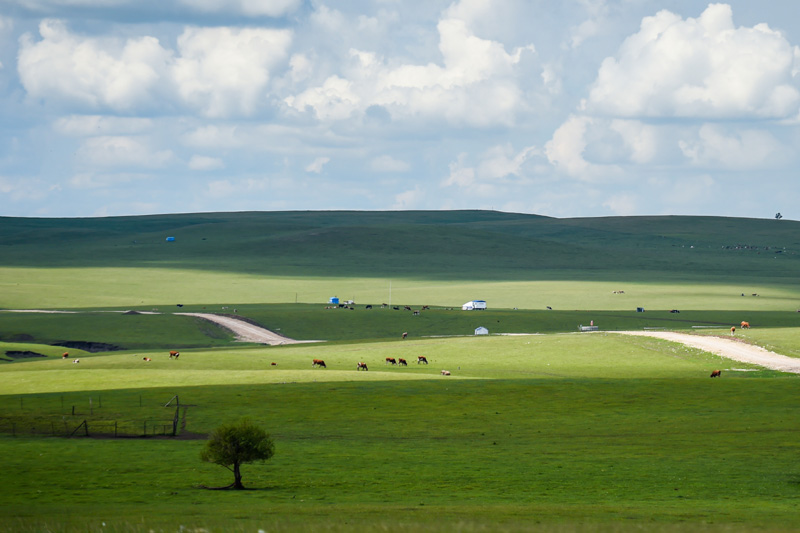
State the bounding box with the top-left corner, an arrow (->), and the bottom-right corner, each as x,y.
232,462 -> 245,490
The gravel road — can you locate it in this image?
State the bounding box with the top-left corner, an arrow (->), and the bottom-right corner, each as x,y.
177,313 -> 319,345
613,330 -> 800,374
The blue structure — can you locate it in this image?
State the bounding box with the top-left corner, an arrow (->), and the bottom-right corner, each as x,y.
329,297 -> 339,304
166,236 -> 175,242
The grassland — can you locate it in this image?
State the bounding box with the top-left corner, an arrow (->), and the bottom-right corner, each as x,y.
1,211 -> 799,532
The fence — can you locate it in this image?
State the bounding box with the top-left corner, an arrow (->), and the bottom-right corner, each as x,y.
0,394 -> 183,438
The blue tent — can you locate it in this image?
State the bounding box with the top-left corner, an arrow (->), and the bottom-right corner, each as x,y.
166,236 -> 175,242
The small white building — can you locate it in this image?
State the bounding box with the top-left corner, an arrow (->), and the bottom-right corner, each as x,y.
462,300 -> 487,311
474,326 -> 489,335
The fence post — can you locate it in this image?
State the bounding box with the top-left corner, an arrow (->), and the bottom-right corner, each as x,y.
114,421 -> 118,438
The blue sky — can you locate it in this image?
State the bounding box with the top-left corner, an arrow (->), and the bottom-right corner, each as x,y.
1,0 -> 799,219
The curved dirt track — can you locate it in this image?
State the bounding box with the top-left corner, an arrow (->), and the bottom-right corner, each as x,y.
177,313 -> 319,345
614,331 -> 800,374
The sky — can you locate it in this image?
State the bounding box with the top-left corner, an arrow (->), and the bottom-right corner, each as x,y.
1,0 -> 800,219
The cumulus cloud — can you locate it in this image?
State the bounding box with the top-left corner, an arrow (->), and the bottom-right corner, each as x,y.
18,20 -> 292,118
69,171 -> 154,189
586,3 -> 800,119
18,19 -> 171,111
679,124 -> 788,169
285,4 -> 534,126
173,26 -> 292,117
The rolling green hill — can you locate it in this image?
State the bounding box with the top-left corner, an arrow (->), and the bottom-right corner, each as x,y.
1,210 -> 798,282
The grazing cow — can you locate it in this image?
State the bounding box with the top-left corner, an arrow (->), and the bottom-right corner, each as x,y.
413,310 -> 420,316
385,357 -> 397,365
441,370 -> 450,376
417,356 -> 428,364
710,370 -> 722,378
393,306 -> 399,310
73,359 -> 80,364
670,309 -> 680,313
398,358 -> 408,366
357,362 -> 369,371
169,350 -> 180,359
271,362 -> 277,366
422,305 -> 430,310
312,359 -> 327,368
730,326 -> 736,335
402,332 -> 408,339
546,306 -> 552,310
62,352 -> 69,359
404,306 -> 412,311
365,305 -> 373,309
741,321 -> 750,329
143,357 -> 152,362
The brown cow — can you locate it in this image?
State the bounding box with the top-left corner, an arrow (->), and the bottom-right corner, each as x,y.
271,362 -> 277,366
385,357 -> 397,365
417,356 -> 428,364
710,370 -> 722,378
62,352 -> 69,359
401,332 -> 408,339
398,358 -> 408,366
357,362 -> 368,371
312,359 -> 326,368
741,321 -> 750,329
169,350 -> 180,359
730,326 -> 736,335
143,357 -> 152,362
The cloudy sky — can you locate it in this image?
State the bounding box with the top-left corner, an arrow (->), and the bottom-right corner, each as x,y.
1,1 -> 800,219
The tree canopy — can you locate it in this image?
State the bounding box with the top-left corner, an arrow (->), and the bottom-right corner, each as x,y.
200,418 -> 275,490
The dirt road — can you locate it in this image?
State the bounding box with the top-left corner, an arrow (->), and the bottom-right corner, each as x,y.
177,313 -> 319,345
614,330 -> 800,374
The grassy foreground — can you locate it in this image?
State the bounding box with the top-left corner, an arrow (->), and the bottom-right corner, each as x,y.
1,334 -> 798,532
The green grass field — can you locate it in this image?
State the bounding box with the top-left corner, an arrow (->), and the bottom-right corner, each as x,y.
1,211 -> 799,532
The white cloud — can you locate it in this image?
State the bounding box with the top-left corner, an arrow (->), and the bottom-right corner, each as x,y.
370,155 -> 409,173
586,3 -> 800,119
305,157 -> 330,173
76,136 -> 173,168
188,155 -> 224,171
679,124 -> 788,169
391,186 -> 423,210
18,19 -> 172,111
285,2 -> 534,126
602,193 -> 638,215
173,26 -> 292,117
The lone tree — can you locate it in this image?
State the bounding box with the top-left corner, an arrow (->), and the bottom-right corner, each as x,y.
200,418 -> 275,490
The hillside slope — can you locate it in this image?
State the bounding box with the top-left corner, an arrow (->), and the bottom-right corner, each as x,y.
0,210 -> 798,282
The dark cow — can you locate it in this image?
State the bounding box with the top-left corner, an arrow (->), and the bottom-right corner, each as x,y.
271,362 -> 277,366
385,357 -> 397,365
398,358 -> 408,366
710,370 -> 722,378
365,305 -> 373,309
357,362 -> 369,371
143,357 -> 152,362
402,332 -> 408,339
312,359 -> 327,368
422,305 -> 430,310
417,356 -> 428,364
404,306 -> 412,311
169,350 -> 180,359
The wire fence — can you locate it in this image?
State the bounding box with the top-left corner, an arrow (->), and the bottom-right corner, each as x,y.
0,393 -> 183,438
